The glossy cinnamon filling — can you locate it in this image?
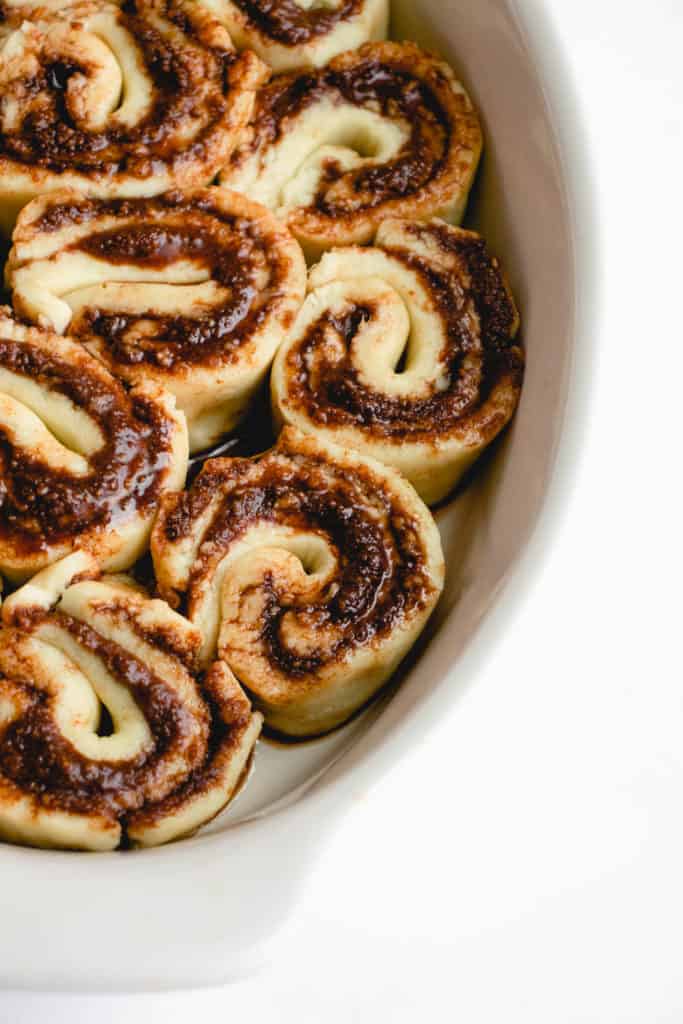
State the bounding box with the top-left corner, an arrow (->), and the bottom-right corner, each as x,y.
0,612 -> 206,818
0,339 -> 174,554
34,193 -> 297,369
0,2 -> 240,177
283,226 -> 523,439
229,0 -> 363,45
241,57 -> 455,213
163,452 -> 436,675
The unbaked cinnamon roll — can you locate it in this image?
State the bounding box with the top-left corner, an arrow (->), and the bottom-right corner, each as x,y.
221,41 -> 482,261
0,0 -> 268,232
7,188 -> 307,452
272,220 -> 523,506
0,552 -> 262,850
152,426 -> 444,738
0,310 -> 188,582
204,0 -> 389,73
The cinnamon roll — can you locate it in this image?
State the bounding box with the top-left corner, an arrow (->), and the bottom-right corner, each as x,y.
7,188 -> 307,452
272,220 -> 523,506
0,552 -> 262,850
0,311 -> 188,582
221,41 -> 482,261
152,426 -> 445,738
204,0 -> 389,73
0,0 -> 268,232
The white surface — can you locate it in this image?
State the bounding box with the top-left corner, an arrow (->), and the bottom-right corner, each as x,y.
3,0 -> 682,1018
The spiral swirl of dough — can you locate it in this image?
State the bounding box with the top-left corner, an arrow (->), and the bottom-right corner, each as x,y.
272,220 -> 523,506
7,188 -> 307,453
0,0 -> 268,232
0,311 -> 188,582
0,552 -> 262,850
221,41 -> 482,261
151,426 -> 444,738
205,0 -> 389,73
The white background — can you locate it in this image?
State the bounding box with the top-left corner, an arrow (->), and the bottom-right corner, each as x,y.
3,0 -> 683,1020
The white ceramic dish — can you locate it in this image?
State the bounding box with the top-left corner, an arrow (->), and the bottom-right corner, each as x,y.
0,0 -> 596,991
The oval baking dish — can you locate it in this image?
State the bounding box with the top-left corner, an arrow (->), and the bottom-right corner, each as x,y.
0,0 -> 596,991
